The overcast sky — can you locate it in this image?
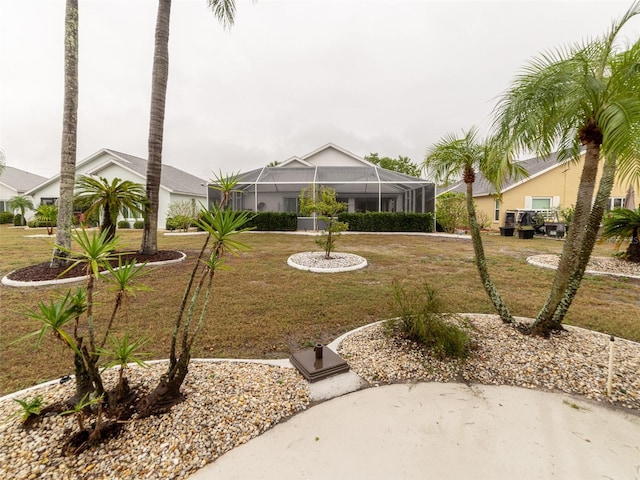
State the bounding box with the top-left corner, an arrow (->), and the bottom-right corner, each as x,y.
1,0 -> 638,180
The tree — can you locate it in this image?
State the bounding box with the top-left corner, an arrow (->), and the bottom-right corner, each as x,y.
425,128 -> 527,325
138,176 -> 253,416
75,176 -> 147,242
601,207 -> 640,262
493,2 -> 640,336
52,0 -> 80,268
435,192 -> 468,233
35,204 -> 58,235
166,200 -> 197,231
365,153 -> 422,177
8,195 -> 35,226
298,185 -> 348,259
140,0 -> 236,255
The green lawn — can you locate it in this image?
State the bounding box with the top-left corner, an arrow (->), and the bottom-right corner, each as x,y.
1,224 -> 638,395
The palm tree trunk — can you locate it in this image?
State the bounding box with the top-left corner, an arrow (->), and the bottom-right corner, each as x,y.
534,142 -> 601,330
465,181 -> 514,324
627,227 -> 640,262
543,156 -> 616,329
52,0 -> 79,268
140,0 -> 171,255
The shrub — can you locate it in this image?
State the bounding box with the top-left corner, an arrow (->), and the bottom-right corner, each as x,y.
338,212 -> 433,232
133,220 -> 144,229
244,212 -> 296,231
166,215 -> 191,232
13,214 -> 24,226
435,192 -> 467,233
117,220 -> 131,229
0,212 -> 15,224
386,282 -> 473,359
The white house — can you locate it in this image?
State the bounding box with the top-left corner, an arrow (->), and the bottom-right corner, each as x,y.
26,149 -> 208,228
0,166 -> 47,214
210,143 -> 434,214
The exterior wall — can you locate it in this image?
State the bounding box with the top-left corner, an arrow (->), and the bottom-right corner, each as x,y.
28,152 -> 206,229
304,148 -> 366,167
0,184 -> 19,213
475,154 -> 634,229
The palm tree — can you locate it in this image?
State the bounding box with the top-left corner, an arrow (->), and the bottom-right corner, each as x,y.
75,176 -> 147,242
140,0 -> 236,255
425,128 -> 526,325
493,2 -> 640,336
8,195 -> 34,226
601,207 -> 640,262
52,0 -> 80,268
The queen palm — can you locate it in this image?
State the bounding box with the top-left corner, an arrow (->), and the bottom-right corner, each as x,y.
75,176 -> 147,242
493,1 -> 640,336
53,0 -> 79,267
425,128 -> 526,324
140,0 -> 236,255
8,195 -> 34,226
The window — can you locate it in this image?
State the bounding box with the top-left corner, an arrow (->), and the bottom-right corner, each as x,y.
122,203 -> 144,219
494,199 -> 500,222
0,201 -> 7,213
40,197 -> 58,206
283,197 -> 299,213
608,197 -> 625,211
531,198 -> 552,210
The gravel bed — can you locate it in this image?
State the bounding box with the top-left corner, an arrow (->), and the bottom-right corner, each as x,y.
339,314 -> 640,411
0,362 -> 309,480
529,254 -> 640,278
288,251 -> 366,271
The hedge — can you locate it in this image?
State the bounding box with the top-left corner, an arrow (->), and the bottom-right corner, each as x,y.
337,212 -> 434,232
0,212 -> 14,224
244,212 -> 297,231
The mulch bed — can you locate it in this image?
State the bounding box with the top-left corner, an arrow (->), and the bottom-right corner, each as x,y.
5,250 -> 183,282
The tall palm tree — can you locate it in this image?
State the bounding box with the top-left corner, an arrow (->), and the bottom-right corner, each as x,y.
8,195 -> 34,226
75,176 -> 147,242
52,0 -> 79,267
425,128 -> 527,324
493,1 -> 640,336
140,0 -> 236,255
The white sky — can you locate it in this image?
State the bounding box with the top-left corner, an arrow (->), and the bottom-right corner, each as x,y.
1,0 -> 638,180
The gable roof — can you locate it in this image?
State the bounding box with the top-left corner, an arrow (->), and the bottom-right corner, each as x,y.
26,149 -> 207,197
439,151 -> 566,197
0,166 -> 47,194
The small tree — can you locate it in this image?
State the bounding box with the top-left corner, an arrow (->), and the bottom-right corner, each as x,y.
299,186 -> 348,259
365,153 -> 422,177
8,195 -> 34,226
435,192 -> 467,233
166,200 -> 197,231
75,176 -> 147,242
36,204 -> 58,235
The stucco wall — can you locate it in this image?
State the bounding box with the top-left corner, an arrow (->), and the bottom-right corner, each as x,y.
475,154 -> 635,229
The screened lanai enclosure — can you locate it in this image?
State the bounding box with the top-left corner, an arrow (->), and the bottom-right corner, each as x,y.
208,165 -> 435,216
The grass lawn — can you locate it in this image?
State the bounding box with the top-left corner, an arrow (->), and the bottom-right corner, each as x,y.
1,224 -> 639,396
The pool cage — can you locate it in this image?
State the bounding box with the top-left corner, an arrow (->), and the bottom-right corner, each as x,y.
208,165 -> 434,221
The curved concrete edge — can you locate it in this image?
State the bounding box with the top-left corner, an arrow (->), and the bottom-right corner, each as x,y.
526,255 -> 640,280
163,231 -> 207,236
1,251 -> 187,287
287,253 -> 368,273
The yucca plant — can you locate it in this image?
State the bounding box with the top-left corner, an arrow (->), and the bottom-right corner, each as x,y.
95,334 -> 150,400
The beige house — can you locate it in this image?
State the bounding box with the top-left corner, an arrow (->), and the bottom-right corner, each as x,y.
441,151 -> 633,230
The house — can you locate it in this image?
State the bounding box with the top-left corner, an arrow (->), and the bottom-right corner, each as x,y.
0,165 -> 47,214
26,149 -> 208,228
439,151 -> 633,230
209,143 -> 434,217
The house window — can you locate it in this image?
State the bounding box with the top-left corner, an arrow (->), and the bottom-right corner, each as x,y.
40,197 -> 58,206
283,197 -> 299,213
0,201 -> 7,212
494,199 -> 500,222
608,197 -> 625,210
531,197 -> 552,210
122,205 -> 143,219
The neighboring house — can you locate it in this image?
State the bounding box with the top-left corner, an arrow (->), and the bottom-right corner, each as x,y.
26,149 -> 208,228
439,151 -> 633,229
209,143 -> 434,216
0,165 -> 47,214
